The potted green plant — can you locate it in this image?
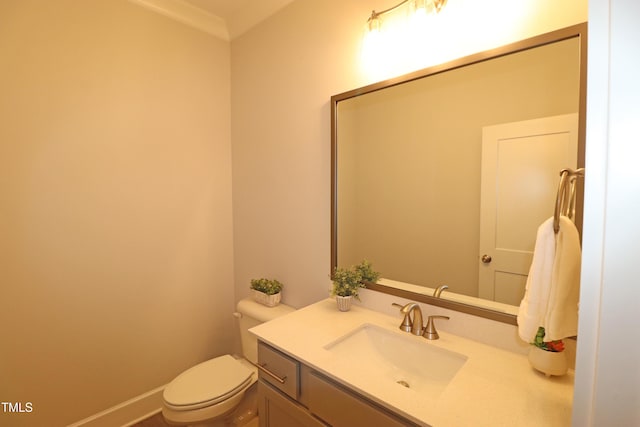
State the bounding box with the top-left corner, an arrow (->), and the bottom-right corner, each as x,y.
354,259 -> 380,284
330,266 -> 364,311
528,327 -> 568,376
250,278 -> 283,307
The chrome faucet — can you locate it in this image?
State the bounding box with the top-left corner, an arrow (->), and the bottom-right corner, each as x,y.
433,284 -> 449,298
393,302 -> 450,340
393,302 -> 424,336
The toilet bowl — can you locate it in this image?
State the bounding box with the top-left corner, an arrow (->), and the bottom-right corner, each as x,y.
162,298 -> 295,426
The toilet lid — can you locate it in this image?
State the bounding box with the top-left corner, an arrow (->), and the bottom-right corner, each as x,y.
163,355 -> 254,409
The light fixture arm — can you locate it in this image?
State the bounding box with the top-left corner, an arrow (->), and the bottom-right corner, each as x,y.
369,0 -> 411,21
367,0 -> 448,24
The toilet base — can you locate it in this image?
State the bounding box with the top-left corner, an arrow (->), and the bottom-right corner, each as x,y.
163,382 -> 258,427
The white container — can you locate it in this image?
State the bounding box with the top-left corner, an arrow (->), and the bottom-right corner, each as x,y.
251,289 -> 281,307
336,295 -> 353,312
528,346 -> 568,377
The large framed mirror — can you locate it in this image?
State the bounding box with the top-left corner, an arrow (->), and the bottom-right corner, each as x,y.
331,23 -> 587,325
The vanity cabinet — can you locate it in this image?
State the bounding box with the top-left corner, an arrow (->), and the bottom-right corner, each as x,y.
258,380 -> 326,427
257,341 -> 421,427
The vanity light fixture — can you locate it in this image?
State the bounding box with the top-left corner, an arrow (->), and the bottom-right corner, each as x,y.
366,0 -> 448,33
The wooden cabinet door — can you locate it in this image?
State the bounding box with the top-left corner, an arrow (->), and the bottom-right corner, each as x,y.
258,381 -> 327,427
305,371 -> 418,427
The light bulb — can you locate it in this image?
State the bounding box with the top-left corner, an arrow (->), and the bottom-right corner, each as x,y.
433,0 -> 448,13
412,0 -> 436,16
409,0 -> 429,30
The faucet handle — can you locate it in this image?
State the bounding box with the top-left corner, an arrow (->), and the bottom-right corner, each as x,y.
392,303 -> 413,332
423,315 -> 449,340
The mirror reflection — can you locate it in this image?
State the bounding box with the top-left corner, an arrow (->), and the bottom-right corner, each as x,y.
332,25 -> 586,320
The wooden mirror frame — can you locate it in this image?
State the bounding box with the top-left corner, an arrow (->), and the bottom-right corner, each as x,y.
330,23 -> 587,325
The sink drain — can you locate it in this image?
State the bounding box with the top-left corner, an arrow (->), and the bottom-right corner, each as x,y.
396,380 -> 410,388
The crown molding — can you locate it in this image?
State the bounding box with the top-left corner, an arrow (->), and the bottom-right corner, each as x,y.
128,0 -> 229,41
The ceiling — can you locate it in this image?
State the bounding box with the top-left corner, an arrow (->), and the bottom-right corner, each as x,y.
182,0 -> 269,21
131,0 -> 295,40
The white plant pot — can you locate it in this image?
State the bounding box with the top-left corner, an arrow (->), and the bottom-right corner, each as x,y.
251,289 -> 281,307
336,295 -> 353,312
528,346 -> 568,377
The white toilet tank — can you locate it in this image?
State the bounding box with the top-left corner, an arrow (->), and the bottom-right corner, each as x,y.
236,298 -> 295,364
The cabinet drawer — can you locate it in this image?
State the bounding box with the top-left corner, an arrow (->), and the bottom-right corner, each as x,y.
306,371 -> 419,427
257,342 -> 299,399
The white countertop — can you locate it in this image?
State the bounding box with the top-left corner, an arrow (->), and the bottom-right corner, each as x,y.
250,299 -> 574,427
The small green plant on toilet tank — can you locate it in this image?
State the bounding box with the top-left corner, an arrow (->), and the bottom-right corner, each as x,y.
250,278 -> 283,295
250,278 -> 283,307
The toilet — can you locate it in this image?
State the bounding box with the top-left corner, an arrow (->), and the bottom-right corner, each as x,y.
162,298 -> 295,426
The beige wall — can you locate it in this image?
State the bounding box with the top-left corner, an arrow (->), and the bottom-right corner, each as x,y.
230,0 -> 587,308
0,1 -> 234,426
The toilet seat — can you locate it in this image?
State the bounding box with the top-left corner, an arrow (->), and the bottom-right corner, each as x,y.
163,355 -> 255,411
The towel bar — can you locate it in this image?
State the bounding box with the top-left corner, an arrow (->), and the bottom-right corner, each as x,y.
553,168 -> 585,233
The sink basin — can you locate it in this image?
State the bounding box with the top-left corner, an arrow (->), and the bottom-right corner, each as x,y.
324,324 -> 467,397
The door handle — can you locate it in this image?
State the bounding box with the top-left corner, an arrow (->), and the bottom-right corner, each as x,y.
481,254 -> 492,264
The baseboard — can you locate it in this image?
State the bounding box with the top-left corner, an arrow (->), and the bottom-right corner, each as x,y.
67,385 -> 165,427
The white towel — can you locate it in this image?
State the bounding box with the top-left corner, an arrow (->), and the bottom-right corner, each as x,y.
517,216 -> 581,343
544,216 -> 582,340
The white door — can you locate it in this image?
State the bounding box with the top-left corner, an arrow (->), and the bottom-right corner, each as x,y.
478,114 -> 578,304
